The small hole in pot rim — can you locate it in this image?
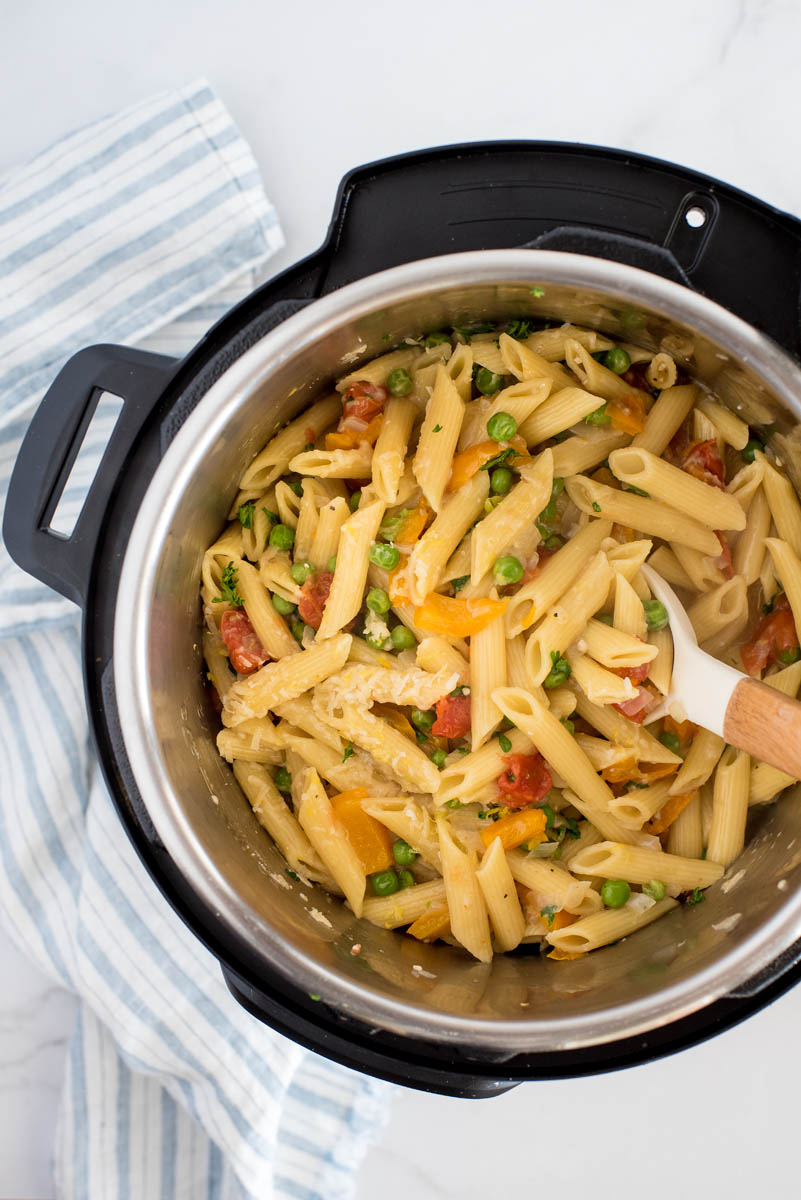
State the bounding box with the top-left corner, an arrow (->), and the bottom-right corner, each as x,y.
685,206 -> 707,229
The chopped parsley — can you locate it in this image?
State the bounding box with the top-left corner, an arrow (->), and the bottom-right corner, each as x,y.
492,731 -> 512,752
213,561 -> 243,606
451,575 -> 470,593
343,742 -> 355,762
687,887 -> 705,906
541,904 -> 559,927
378,508 -> 411,543
479,447 -> 518,472
592,501 -> 602,512
624,484 -> 650,498
505,318 -> 534,340
238,502 -> 255,529
304,441 -> 315,451
262,507 -> 279,524
382,332 -> 393,342
285,867 -> 300,882
308,993 -> 321,1002
432,423 -> 443,433
543,650 -> 571,689
444,799 -> 466,809
557,816 -> 581,841
453,321 -> 495,342
763,590 -> 782,615
478,807 -> 503,821
530,286 -> 545,298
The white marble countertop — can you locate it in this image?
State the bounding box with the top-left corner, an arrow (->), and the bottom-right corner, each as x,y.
3,0 -> 801,1195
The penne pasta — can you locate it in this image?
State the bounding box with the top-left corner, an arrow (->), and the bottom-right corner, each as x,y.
608,447 -> 746,531
565,475 -> 722,555
202,320 -> 801,962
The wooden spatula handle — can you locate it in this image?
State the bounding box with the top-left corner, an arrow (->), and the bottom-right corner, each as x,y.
724,677 -> 801,779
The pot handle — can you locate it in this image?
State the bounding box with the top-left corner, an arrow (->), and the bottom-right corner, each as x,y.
3,344 -> 178,608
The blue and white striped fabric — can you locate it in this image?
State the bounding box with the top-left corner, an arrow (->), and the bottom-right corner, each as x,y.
0,81 -> 390,1199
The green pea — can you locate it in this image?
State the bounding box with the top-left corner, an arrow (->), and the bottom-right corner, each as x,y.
601,879 -> 631,908
644,600 -> 669,631
290,561 -> 314,585
643,879 -> 667,901
387,367 -> 413,396
327,555 -> 338,573
550,477 -> 565,500
561,718 -> 575,735
411,708 -> 435,733
659,731 -> 681,755
390,625 -> 416,651
603,347 -> 632,375
490,466 -> 514,494
369,543 -> 401,570
742,438 -> 764,463
431,748 -> 447,769
543,535 -> 563,550
397,868 -> 416,889
364,632 -> 389,650
543,652 -> 571,689
486,410 -> 518,439
476,368 -> 504,396
539,499 -> 557,524
291,620 -> 307,643
425,331 -> 450,348
393,839 -> 418,867
366,587 -> 391,614
370,869 -> 399,896
274,767 -> 292,793
349,490 -> 362,511
584,404 -> 611,426
493,555 -> 524,585
272,593 -> 295,615
778,647 -> 801,665
269,523 -> 295,551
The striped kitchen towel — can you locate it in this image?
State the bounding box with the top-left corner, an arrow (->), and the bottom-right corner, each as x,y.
0,80 -> 389,1199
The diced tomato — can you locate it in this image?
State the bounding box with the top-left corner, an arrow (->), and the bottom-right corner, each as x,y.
613,686 -> 657,724
340,380 -> 387,426
220,609 -> 268,675
497,752 -> 553,808
298,571 -> 334,630
681,439 -> 725,489
740,594 -> 799,676
713,531 -> 733,580
612,660 -> 651,685
432,694 -> 471,738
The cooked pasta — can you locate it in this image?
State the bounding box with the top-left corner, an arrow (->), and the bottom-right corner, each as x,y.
201,315 -> 801,963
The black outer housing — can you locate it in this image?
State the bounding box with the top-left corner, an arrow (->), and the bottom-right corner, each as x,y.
7,142 -> 801,1098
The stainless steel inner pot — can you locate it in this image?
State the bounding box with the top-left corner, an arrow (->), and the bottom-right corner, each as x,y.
114,249 -> 801,1054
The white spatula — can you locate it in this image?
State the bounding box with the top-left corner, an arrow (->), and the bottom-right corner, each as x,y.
641,564 -> 801,779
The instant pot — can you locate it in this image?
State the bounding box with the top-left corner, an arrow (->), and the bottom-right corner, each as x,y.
7,142 -> 801,1098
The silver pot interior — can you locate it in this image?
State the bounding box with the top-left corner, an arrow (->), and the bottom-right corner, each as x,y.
115,251 -> 801,1054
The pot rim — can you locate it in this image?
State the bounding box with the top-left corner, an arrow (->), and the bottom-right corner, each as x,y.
114,248 -> 801,1052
